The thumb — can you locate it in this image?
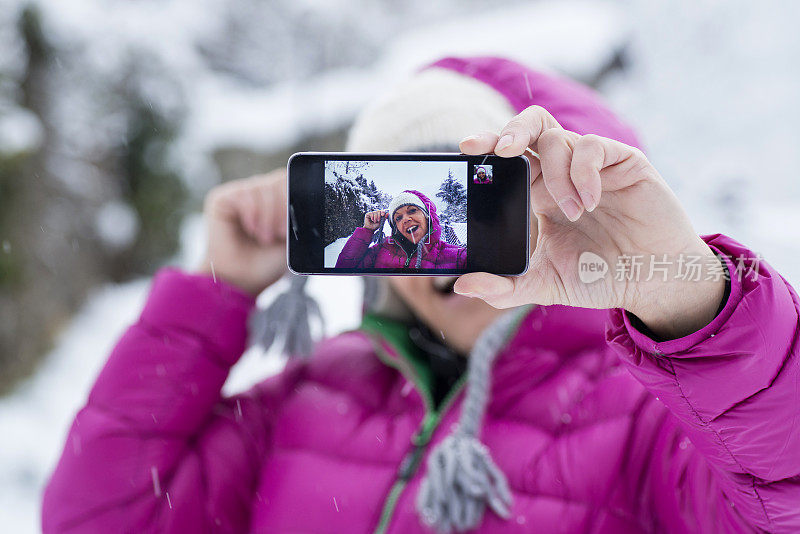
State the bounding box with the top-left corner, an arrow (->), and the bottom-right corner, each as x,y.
454,273 -> 516,307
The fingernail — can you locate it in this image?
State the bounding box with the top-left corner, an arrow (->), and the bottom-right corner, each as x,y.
453,281 -> 474,296
495,134 -> 513,152
469,282 -> 504,297
558,198 -> 582,221
454,280 -> 483,298
578,190 -> 596,211
459,134 -> 480,144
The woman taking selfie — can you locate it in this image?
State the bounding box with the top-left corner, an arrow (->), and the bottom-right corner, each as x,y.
335,189 -> 467,270
43,56 -> 800,533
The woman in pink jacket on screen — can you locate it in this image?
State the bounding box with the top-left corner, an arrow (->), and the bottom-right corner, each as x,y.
43,56 -> 800,533
335,189 -> 467,270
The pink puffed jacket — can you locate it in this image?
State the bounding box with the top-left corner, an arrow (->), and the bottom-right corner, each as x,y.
42,57 -> 800,533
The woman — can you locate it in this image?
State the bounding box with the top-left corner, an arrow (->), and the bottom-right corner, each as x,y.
474,166 -> 490,184
42,57 -> 800,533
336,189 -> 467,270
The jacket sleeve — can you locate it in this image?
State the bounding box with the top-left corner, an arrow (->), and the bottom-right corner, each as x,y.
41,269 -> 300,533
335,227 -> 377,268
606,234 -> 800,533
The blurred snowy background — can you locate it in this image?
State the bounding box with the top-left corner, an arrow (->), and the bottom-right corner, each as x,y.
1,0 -> 799,531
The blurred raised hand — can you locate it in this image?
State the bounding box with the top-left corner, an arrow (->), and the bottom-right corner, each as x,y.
197,169 -> 287,296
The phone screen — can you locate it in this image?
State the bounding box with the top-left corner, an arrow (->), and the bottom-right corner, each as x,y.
287,152 -> 529,275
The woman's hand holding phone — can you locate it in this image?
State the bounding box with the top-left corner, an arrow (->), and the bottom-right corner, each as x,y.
456,106 -> 727,340
196,169 -> 287,296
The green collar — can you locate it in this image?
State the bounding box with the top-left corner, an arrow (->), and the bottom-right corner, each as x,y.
359,312 -> 435,409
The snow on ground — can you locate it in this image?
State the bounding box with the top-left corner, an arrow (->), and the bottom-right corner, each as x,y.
325,236 -> 350,268
0,279 -> 149,533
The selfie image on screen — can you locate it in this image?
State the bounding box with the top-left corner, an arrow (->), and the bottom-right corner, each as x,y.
324,160 -> 468,270
473,164 -> 493,184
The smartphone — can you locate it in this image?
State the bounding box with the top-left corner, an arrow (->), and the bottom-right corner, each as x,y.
287,152 -> 530,276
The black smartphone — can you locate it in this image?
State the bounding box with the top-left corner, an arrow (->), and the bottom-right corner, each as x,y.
287,152 -> 530,276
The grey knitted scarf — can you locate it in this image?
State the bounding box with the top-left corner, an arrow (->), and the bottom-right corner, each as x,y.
416,305 -> 532,533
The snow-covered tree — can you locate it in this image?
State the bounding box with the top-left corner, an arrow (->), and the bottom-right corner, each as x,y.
436,170 -> 467,224
324,161 -> 393,245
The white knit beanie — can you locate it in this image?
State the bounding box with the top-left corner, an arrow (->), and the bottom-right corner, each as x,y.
387,191 -> 427,227
346,67 -> 516,152
348,67 -> 515,322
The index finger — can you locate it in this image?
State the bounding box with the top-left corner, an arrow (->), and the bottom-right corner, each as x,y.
459,105 -> 562,157
496,105 -> 563,157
